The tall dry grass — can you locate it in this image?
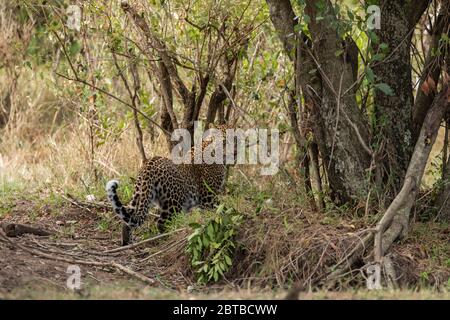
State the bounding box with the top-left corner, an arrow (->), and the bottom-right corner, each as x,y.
0,69 -> 169,194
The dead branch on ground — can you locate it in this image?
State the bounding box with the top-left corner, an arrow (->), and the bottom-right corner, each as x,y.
1,222 -> 54,237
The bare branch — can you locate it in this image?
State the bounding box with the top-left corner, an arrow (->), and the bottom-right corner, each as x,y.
121,0 -> 193,110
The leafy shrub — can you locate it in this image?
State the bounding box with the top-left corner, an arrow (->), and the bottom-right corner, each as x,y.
186,204 -> 243,284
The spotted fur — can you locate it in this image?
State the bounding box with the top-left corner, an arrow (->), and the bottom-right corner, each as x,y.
106,125 -> 231,245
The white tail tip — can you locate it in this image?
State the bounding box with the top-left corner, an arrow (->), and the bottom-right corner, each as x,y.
106,180 -> 119,191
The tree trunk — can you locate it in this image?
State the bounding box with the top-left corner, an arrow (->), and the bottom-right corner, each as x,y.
435,146 -> 450,222
373,0 -> 430,196
0,72 -> 19,129
267,0 -> 373,204
0,87 -> 12,128
434,50 -> 450,222
412,2 -> 450,141
304,0 -> 372,203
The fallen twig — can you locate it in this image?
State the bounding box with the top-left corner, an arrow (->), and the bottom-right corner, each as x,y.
62,193 -> 108,211
140,238 -> 187,262
1,222 -> 54,237
103,228 -> 187,254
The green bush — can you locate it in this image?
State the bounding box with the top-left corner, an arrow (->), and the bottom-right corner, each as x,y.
186,204 -> 243,284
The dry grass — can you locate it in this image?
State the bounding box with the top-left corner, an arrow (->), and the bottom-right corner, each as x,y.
154,200 -> 449,291
0,69 -> 170,194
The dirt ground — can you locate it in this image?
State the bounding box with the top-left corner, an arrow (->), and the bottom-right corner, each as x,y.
1,195 -> 449,300
0,199 -> 130,294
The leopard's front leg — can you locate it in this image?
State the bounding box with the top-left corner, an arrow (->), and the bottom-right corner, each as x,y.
156,205 -> 182,233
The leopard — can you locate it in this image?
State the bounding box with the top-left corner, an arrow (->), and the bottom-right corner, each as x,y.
106,124 -> 233,245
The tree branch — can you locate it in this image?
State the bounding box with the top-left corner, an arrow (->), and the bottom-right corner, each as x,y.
412,2 -> 450,140
121,0 -> 193,112
375,84 -> 450,263
265,0 -> 296,60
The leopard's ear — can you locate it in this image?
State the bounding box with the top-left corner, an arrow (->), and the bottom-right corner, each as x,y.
205,122 -> 233,132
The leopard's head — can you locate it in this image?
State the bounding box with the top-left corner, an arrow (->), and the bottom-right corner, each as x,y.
202,123 -> 239,166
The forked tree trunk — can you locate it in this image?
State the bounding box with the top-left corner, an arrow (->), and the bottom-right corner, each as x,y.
121,0 -> 249,151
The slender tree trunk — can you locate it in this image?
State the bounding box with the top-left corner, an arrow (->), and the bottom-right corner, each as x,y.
375,85 -> 450,261
0,83 -> 13,128
309,142 -> 325,211
435,149 -> 450,222
129,54 -> 147,162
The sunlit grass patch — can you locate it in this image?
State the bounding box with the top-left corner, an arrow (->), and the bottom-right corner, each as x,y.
0,180 -> 27,218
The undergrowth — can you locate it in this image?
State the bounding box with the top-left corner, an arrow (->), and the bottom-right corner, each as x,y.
186,204 -> 243,284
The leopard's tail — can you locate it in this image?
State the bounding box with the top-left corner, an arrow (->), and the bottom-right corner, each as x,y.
106,180 -> 136,227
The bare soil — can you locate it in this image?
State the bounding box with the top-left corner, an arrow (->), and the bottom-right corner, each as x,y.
0,199 -> 135,296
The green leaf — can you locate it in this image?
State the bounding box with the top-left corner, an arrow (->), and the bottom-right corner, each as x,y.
202,235 -> 209,247
207,224 -> 214,239
303,14 -> 311,24
347,10 -> 354,21
217,265 -> 224,276
335,49 -> 344,57
372,53 -> 385,62
379,43 -> 389,51
69,41 -> 81,56
211,242 -> 220,249
189,222 -> 202,229
365,67 -> 375,83
375,83 -> 395,96
216,203 -> 225,214
368,31 -> 379,44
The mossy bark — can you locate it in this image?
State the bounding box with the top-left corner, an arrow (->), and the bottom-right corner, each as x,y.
373,0 -> 430,196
